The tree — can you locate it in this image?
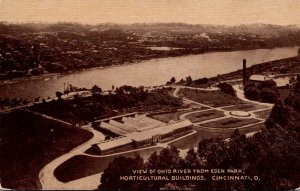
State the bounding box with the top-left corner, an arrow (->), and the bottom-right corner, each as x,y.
244,86 -> 260,100
99,155 -> 145,190
195,77 -> 208,85
156,146 -> 181,169
170,77 -> 176,84
34,97 -> 40,102
217,82 -> 236,97
184,148 -> 200,168
265,102 -> 290,128
260,88 -> 279,103
259,79 -> 277,89
55,91 -> 63,99
147,151 -> 159,169
186,76 -> 192,85
91,85 -> 102,95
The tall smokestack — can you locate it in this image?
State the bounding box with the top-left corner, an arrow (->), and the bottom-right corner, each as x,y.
243,59 -> 247,86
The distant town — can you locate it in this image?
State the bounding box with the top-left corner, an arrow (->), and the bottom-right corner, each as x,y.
1,23 -> 300,80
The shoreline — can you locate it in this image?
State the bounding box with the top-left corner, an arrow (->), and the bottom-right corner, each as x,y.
1,46 -> 296,86
0,73 -> 61,86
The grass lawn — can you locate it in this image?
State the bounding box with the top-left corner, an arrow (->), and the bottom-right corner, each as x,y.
54,147 -> 163,182
169,126 -> 235,149
254,109 -> 272,119
185,110 -> 225,123
169,123 -> 266,150
239,123 -> 266,134
222,103 -> 269,112
151,111 -> 187,123
0,110 -> 93,190
278,88 -> 291,103
178,88 -> 245,107
201,117 -> 261,128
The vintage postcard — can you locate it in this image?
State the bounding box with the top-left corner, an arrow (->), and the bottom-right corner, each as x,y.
0,0 -> 299,190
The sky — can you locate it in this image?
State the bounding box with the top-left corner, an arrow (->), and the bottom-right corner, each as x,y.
0,0 -> 300,25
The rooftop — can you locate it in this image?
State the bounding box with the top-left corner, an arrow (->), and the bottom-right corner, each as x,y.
249,74 -> 270,82
96,114 -> 193,151
96,136 -> 132,151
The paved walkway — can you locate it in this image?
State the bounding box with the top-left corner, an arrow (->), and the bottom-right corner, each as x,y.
39,125 -> 105,190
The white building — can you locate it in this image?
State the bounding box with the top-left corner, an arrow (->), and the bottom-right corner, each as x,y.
93,114 -> 193,154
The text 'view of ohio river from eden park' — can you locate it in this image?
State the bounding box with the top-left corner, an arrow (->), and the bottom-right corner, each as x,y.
0,46 -> 298,100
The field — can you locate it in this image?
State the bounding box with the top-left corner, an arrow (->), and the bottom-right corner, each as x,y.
185,110 -> 224,123
222,103 -> 269,112
178,88 -> 244,107
254,109 -> 272,119
0,110 -> 93,189
30,88 -> 182,124
54,147 -> 163,182
151,111 -> 187,123
200,117 -> 262,128
169,123 -> 266,150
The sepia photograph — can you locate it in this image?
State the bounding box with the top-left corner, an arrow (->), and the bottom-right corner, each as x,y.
0,0 -> 300,190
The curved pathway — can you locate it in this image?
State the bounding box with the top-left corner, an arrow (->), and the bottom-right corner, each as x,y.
39,125 -> 105,190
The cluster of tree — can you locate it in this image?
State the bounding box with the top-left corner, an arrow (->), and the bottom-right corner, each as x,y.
99,102 -> 300,190
185,76 -> 193,86
217,83 -> 236,97
285,75 -> 300,112
0,97 -> 29,108
91,85 -> 103,95
31,85 -> 182,124
99,146 -> 194,190
182,76 -> 214,88
244,80 -> 279,103
166,77 -> 176,85
194,77 -> 209,85
166,76 -> 193,86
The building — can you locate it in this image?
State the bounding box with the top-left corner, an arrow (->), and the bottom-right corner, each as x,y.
92,113 -> 193,154
249,74 -> 271,87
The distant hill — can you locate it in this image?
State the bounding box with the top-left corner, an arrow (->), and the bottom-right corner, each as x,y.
1,22 -> 300,36
0,22 -> 299,81
2,22 -> 299,47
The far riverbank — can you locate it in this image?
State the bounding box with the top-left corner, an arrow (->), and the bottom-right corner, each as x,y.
1,46 -> 297,85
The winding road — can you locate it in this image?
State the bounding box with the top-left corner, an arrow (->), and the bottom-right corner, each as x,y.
39,125 -> 106,190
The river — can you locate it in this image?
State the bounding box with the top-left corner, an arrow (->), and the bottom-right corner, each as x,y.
0,47 -> 298,100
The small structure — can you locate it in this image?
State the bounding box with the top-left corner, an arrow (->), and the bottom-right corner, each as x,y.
249,74 -> 270,87
230,111 -> 251,117
243,59 -> 247,86
94,136 -> 132,153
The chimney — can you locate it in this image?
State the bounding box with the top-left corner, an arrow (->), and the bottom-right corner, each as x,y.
243,59 -> 247,86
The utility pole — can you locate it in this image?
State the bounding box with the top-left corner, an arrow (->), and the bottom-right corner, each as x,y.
243,59 -> 247,86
